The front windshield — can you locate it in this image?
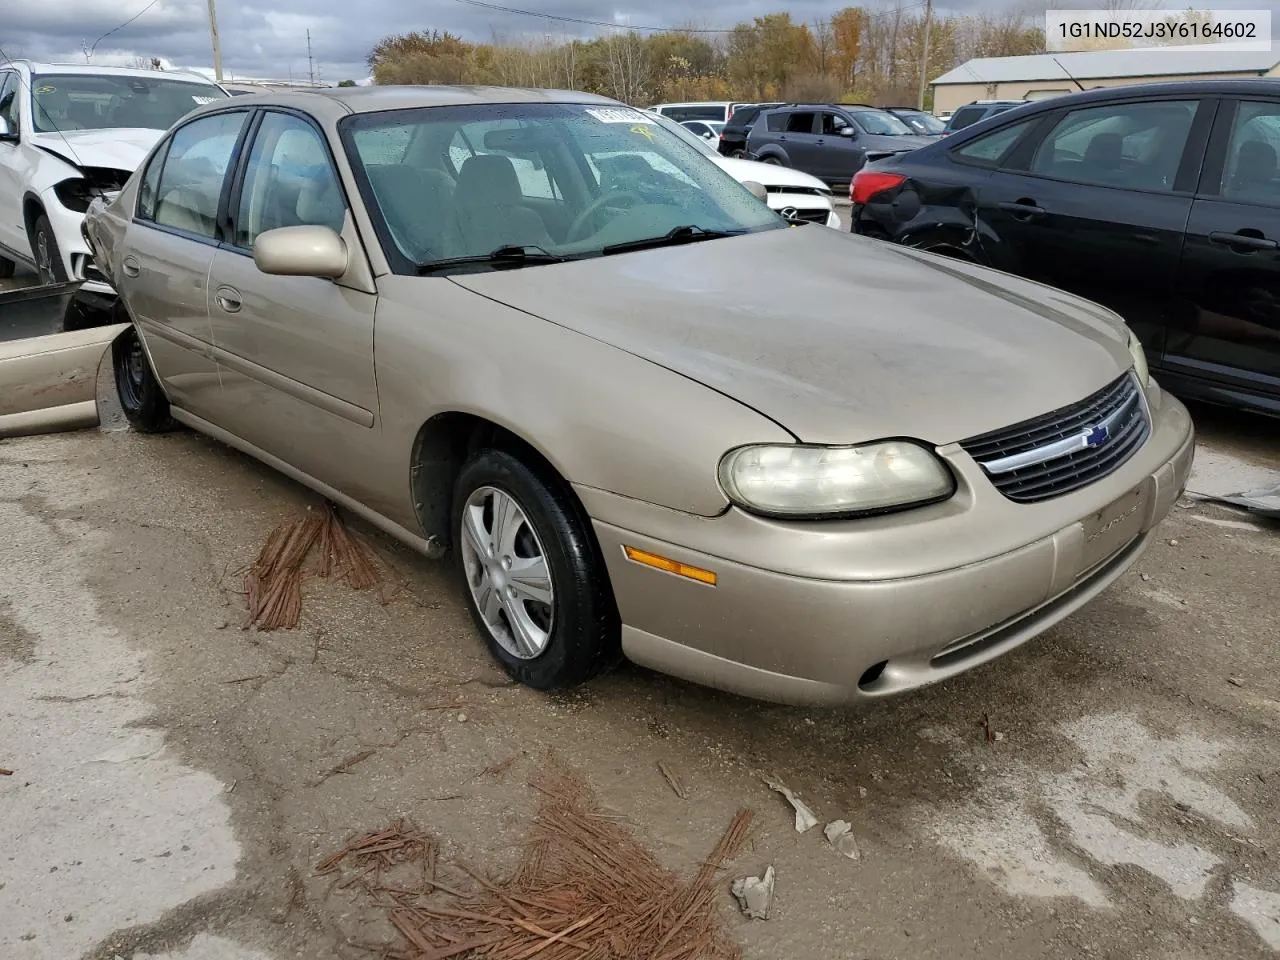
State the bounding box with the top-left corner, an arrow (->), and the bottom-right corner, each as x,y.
647,111 -> 719,157
850,110 -> 914,136
342,102 -> 782,271
899,111 -> 945,134
31,74 -> 228,133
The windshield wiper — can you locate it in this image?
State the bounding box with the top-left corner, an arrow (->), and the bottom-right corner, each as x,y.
417,244 -> 570,275
600,224 -> 740,256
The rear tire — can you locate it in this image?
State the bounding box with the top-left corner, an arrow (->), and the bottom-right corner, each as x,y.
452,447 -> 620,691
112,326 -> 178,433
31,214 -> 68,285
760,156 -> 783,165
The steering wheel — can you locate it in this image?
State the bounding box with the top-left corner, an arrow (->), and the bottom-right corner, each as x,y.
567,190 -> 639,243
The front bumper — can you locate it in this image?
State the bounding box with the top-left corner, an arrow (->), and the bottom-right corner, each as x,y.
39,188 -> 116,296
765,191 -> 839,230
583,384 -> 1195,706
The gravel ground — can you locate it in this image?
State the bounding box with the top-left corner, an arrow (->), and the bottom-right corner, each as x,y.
1,368 -> 1278,960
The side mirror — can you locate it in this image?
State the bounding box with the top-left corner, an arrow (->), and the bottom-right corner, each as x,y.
703,131 -> 715,140
0,116 -> 16,141
253,225 -> 347,279
741,180 -> 768,201
839,127 -> 855,137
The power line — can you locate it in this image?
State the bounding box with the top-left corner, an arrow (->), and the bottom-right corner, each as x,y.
86,0 -> 165,59
453,0 -> 928,34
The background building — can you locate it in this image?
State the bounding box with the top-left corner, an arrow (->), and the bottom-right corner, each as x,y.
931,49 -> 1280,114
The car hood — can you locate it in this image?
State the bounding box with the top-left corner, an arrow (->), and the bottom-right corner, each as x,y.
29,128 -> 162,171
449,227 -> 1133,445
713,155 -> 830,193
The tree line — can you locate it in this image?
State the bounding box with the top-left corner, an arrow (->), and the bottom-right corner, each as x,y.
368,7 -> 1047,109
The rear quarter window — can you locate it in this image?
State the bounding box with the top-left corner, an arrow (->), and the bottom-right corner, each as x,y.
951,118 -> 1037,167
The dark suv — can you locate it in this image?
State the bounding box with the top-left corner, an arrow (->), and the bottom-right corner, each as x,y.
746,104 -> 934,187
718,102 -> 784,157
943,100 -> 1028,133
850,80 -> 1280,416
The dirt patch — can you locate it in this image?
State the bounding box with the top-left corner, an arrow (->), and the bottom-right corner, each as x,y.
317,760 -> 754,959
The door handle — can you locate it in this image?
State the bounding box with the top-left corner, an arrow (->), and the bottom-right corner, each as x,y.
997,200 -> 1045,220
214,285 -> 242,313
816,138 -> 826,145
122,256 -> 140,277
1208,230 -> 1277,252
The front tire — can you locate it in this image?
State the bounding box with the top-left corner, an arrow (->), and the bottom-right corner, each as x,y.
0,255 -> 14,279
31,214 -> 68,285
112,326 -> 178,433
452,448 -> 620,690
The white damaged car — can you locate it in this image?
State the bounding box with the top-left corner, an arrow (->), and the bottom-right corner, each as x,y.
645,110 -> 840,229
0,61 -> 228,301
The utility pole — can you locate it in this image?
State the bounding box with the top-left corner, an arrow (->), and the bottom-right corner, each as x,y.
307,30 -> 315,86
206,0 -> 224,82
916,0 -> 933,110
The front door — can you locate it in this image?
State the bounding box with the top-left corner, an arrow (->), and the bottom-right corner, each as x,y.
206,109 -> 379,498
976,96 -> 1210,365
818,110 -> 864,182
0,71 -> 28,260
1171,97 -> 1280,408
117,110 -> 250,415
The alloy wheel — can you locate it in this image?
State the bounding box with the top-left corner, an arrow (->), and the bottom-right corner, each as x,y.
459,485 -> 555,659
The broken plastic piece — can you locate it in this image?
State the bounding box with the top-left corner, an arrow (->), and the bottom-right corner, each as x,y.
763,776 -> 818,832
823,820 -> 861,860
1199,483 -> 1280,519
730,864 -> 775,919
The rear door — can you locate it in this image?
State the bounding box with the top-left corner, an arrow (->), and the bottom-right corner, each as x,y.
1171,97 -> 1280,407
205,108 -> 379,492
975,96 -> 1212,364
119,109 -> 250,415
779,111 -> 821,173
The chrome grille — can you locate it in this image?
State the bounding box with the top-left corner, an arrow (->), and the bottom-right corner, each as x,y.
960,372 -> 1149,504
790,208 -> 830,224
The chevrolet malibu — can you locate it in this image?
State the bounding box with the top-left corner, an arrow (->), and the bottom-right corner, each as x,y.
83,86 -> 1195,705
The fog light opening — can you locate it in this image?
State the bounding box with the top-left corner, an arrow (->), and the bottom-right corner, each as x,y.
858,660 -> 888,690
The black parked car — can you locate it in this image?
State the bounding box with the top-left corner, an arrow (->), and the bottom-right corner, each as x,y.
718,102 -> 784,157
851,80 -> 1280,416
746,103 -> 934,187
883,107 -> 949,138
943,100 -> 1029,133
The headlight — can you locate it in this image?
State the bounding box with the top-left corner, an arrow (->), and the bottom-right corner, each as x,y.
718,441 -> 955,518
1127,329 -> 1150,389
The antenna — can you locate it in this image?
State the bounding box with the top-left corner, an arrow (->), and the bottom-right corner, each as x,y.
307,30 -> 315,86
1051,56 -> 1087,93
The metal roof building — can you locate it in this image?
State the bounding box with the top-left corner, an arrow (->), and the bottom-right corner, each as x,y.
931,49 -> 1280,113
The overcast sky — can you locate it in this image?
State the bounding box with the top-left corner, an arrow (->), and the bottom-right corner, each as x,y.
3,0 -> 1277,84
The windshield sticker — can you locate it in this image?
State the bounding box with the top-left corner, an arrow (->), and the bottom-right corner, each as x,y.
192,95 -> 220,104
36,84 -> 56,95
630,124 -> 656,142
586,107 -> 652,124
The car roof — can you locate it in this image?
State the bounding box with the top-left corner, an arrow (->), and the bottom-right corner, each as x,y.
187,84 -> 622,122
1,60 -> 215,84
954,78 -> 1280,121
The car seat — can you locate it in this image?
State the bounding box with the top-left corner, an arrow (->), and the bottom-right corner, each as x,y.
448,154 -> 553,256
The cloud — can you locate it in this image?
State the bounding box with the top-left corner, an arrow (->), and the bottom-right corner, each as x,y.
5,0 -> 1278,85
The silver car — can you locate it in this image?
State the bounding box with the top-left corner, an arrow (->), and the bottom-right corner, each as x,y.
82,86 -> 1195,705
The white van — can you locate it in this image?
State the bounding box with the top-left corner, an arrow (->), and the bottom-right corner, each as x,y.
648,101 -> 746,124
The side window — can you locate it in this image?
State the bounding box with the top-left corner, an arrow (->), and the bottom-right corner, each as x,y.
1029,100 -> 1197,191
821,112 -> 853,136
235,112 -> 344,248
1221,101 -> 1280,205
153,111 -> 246,239
765,111 -> 787,133
0,72 -> 19,131
952,119 -> 1036,166
948,107 -> 985,131
786,112 -> 816,134
136,141 -> 170,221
351,125 -> 411,166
